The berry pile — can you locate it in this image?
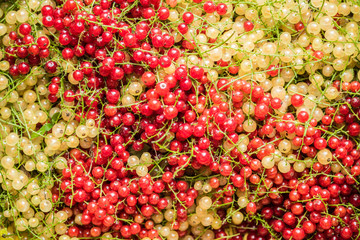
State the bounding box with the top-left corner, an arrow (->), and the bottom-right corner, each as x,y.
1,0 -> 360,240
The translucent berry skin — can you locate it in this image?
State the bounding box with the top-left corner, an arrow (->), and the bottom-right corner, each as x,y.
203,1 -> 216,13
348,123 -> 360,136
295,22 -> 305,31
216,3 -> 227,15
244,21 -> 254,32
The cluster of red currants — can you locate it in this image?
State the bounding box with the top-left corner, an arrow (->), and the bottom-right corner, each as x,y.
44,0 -> 360,239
